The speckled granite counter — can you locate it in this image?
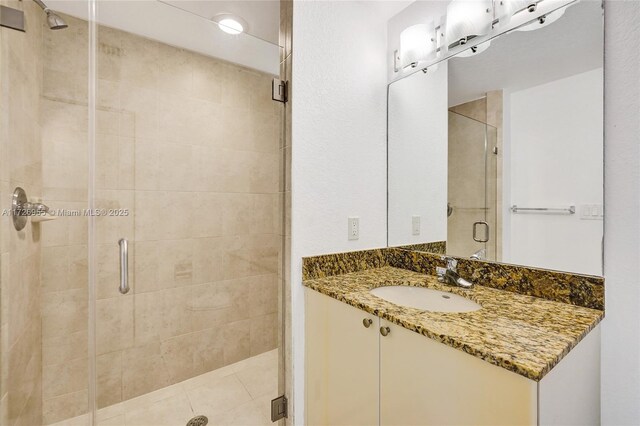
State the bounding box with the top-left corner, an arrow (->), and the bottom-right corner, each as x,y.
303,266 -> 604,381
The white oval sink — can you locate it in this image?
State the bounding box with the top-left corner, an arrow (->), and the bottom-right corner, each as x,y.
370,286 -> 481,313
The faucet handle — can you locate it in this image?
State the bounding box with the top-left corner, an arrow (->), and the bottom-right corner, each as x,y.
440,256 -> 457,270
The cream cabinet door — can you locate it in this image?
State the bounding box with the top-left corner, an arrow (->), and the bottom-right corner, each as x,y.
379,319 -> 537,426
305,290 -> 379,426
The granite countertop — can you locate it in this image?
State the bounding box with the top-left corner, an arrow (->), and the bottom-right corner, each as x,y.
303,266 -> 604,381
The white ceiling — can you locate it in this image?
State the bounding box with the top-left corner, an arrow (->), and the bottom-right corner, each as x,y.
448,0 -> 603,106
47,0 -> 413,75
375,0 -> 414,21
162,0 -> 280,45
48,0 -> 281,74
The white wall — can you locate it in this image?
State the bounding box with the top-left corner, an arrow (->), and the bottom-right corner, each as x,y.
291,1 -> 391,422
291,1 -> 640,424
602,1 -> 640,424
388,64 -> 448,246
506,69 -> 603,276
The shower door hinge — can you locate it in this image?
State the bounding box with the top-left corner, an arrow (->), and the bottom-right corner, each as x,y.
272,78 -> 288,103
271,395 -> 288,421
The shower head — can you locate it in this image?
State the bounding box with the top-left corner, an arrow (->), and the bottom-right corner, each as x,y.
33,0 -> 68,30
45,9 -> 67,30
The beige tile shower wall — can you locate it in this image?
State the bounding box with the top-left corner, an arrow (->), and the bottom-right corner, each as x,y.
40,15 -> 281,424
0,1 -> 44,425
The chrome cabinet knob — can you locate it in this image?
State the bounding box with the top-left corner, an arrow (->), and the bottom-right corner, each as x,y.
362,318 -> 373,328
380,326 -> 391,336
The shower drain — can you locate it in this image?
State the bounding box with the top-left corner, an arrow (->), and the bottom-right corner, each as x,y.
186,415 -> 209,426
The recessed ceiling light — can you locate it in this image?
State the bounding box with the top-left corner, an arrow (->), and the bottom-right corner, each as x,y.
213,13 -> 247,36
218,18 -> 243,34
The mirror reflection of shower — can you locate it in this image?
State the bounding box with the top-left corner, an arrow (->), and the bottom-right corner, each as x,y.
33,0 -> 68,30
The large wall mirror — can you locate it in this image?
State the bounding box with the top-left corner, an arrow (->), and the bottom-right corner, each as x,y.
388,0 -> 603,276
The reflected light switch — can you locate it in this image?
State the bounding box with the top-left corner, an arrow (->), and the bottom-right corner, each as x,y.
412,215 -> 421,236
580,204 -> 603,220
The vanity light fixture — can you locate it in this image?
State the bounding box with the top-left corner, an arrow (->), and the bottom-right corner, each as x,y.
212,13 -> 247,35
446,0 -> 494,51
392,0 -> 572,72
400,23 -> 437,69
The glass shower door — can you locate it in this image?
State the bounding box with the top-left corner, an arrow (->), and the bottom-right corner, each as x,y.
447,111 -> 497,261
88,1 -> 286,425
1,0 -> 286,423
484,125 -> 498,261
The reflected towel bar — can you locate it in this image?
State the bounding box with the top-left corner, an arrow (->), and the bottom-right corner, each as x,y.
510,205 -> 575,215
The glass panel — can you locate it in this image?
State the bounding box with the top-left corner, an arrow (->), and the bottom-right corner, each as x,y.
485,124 -> 498,261
447,111 -> 489,259
0,1 -> 91,425
90,1 -> 284,424
3,2 -> 286,424
387,67 -> 448,250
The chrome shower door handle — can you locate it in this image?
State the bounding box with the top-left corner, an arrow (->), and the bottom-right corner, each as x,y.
472,221 -> 489,243
118,238 -> 129,294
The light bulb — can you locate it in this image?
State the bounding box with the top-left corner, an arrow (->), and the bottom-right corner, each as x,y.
400,23 -> 436,68
218,18 -> 244,35
446,0 -> 494,48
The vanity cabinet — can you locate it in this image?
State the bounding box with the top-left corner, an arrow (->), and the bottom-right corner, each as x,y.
305,288 -> 379,425
379,318 -> 536,425
305,289 -> 601,426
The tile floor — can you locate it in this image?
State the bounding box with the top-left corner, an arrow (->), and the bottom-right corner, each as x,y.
51,349 -> 279,426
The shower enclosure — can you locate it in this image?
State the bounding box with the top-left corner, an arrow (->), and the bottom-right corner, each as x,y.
0,0 -> 288,425
447,109 -> 498,261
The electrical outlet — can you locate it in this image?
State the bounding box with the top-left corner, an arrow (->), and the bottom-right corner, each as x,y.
348,217 -> 359,240
412,215 -> 421,236
580,204 -> 604,220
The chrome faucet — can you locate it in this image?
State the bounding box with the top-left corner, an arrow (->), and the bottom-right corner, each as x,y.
470,248 -> 486,260
437,256 -> 473,288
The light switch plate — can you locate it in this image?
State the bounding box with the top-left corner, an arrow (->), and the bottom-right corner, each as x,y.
412,215 -> 421,236
580,204 -> 604,220
348,217 -> 359,240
